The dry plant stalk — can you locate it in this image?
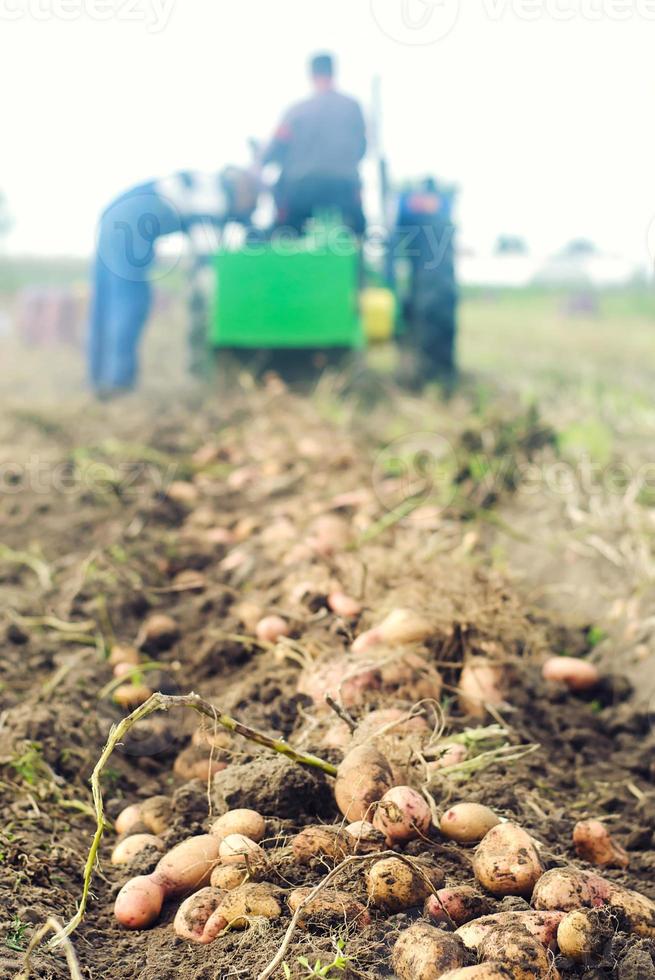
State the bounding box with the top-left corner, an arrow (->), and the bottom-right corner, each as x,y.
18,917 -> 83,980
50,692 -> 337,947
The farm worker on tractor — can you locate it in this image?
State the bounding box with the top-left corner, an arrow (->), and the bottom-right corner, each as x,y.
263,53 -> 367,235
88,168 -> 259,398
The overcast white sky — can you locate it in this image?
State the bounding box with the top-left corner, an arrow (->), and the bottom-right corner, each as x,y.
1,0 -> 654,262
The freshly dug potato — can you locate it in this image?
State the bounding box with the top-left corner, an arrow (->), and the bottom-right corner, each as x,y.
152,834 -> 221,896
210,865 -> 248,890
139,795 -> 172,835
352,608 -> 433,653
219,833 -> 265,867
173,887 -> 226,944
173,745 -> 228,782
473,823 -> 543,897
138,613 -> 179,650
334,744 -> 393,822
440,969 -> 514,979
459,657 -> 506,719
111,834 -> 164,865
479,924 -> 559,980
427,743 -> 468,772
556,907 -> 615,962
456,911 -> 565,952
297,658 -> 381,710
113,683 -> 153,710
211,809 -> 266,843
115,803 -> 144,836
353,707 -> 430,742
109,645 -> 140,668
114,875 -> 165,929
440,803 -> 501,844
373,786 -> 433,844
531,867 -> 610,911
542,656 -> 599,692
327,591 -> 362,618
291,825 -> 353,865
216,882 -> 282,928
192,726 -> 234,751
379,653 -> 443,702
605,881 -> 655,938
367,856 -> 443,911
425,886 -> 494,926
255,615 -> 290,643
345,821 -> 387,854
288,887 -> 370,930
573,819 -> 629,868
391,922 -> 466,980
167,480 -> 199,505
306,514 -> 351,556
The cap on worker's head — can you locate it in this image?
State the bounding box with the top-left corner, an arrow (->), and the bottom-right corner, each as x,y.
310,52 -> 335,79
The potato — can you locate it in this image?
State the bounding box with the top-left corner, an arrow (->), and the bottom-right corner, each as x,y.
327,591 -> 362,618
306,514 -> 351,556
379,652 -> 443,702
391,922 -> 466,980
287,887 -> 370,930
219,833 -> 265,867
139,795 -> 172,835
112,834 -> 164,865
456,912 -> 565,952
152,834 -> 221,896
167,480 -> 199,505
216,882 -> 282,928
459,658 -> 506,718
352,608 -> 433,653
373,786 -> 433,844
138,613 -> 179,650
440,803 -> 501,844
255,615 -> 290,643
115,803 -> 144,836
428,744 -> 469,772
211,809 -> 266,843
334,744 -> 393,822
556,907 -> 614,962
473,823 -> 543,897
479,924 -> 559,980
172,569 -> 206,591
366,856 -> 443,911
297,658 -> 381,710
531,867 -> 610,911
440,969 -> 514,979
210,865 -> 248,891
573,819 -> 629,869
353,708 -> 431,742
113,683 -> 153,710
542,656 -> 600,692
109,645 -> 140,668
173,745 -> 228,782
192,726 -> 234,752
345,821 -> 387,854
173,887 -> 226,944
605,881 -> 655,937
114,875 -> 165,929
291,825 -> 353,865
425,886 -> 494,927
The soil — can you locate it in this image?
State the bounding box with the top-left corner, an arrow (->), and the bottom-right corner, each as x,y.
0,380 -> 653,980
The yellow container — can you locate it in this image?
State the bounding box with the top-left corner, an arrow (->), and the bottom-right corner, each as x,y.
361,287 -> 396,343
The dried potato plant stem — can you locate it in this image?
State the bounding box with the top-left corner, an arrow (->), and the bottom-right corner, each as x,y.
52,692 -> 337,947
18,917 -> 83,980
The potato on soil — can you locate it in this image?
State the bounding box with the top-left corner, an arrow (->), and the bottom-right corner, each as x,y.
373,785 -> 433,844
573,819 -> 629,868
297,658 -> 381,710
109,644 -> 140,668
327,591 -> 362,617
173,745 -> 228,782
478,924 -> 560,979
139,795 -> 172,835
111,834 -> 164,865
334,744 -> 393,822
353,707 -> 431,743
192,726 -> 234,751
440,803 -> 501,844
115,803 -> 144,836
604,881 -> 655,938
219,833 -> 265,867
367,856 -> 443,911
440,969 -> 514,979
428,743 -> 469,772
114,875 -> 165,929
173,887 -> 226,944
556,907 -> 616,962
458,657 -> 506,719
210,865 -> 248,890
255,615 -> 290,643
531,867 -> 610,911
352,608 -> 433,653
345,820 -> 387,854
456,911 -> 565,952
542,656 -> 600,692
425,886 -> 494,926
152,834 -> 221,896
211,808 -> 266,843
391,922 -> 466,980
216,882 -> 282,928
137,613 -> 179,650
291,825 -> 354,864
113,683 -> 153,710
473,823 -> 543,897
288,887 -> 370,930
